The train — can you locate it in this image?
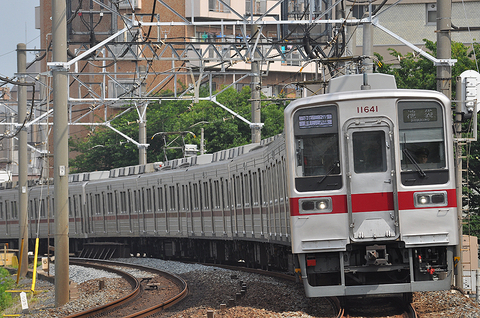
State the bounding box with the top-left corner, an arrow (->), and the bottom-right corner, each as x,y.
0,73 -> 458,298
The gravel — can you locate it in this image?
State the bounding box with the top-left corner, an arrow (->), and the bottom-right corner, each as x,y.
3,258 -> 480,318
45,264 -> 122,283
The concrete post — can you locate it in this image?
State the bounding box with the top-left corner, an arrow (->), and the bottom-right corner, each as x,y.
17,43 -> 28,278
251,25 -> 261,143
52,0 -> 70,307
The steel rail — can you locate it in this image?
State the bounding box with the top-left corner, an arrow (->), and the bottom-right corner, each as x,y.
65,259 -> 141,318
65,258 -> 188,318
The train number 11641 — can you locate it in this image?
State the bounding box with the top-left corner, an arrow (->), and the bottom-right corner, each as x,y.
357,106 -> 379,113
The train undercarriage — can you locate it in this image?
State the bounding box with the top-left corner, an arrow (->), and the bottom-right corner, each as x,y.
2,236 -> 294,272
297,242 -> 454,297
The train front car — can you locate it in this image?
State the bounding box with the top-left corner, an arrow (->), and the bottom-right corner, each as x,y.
285,74 -> 457,297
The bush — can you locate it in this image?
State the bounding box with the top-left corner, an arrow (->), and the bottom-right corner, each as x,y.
0,267 -> 14,310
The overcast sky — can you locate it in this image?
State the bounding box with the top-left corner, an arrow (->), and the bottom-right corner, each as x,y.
0,0 -> 40,79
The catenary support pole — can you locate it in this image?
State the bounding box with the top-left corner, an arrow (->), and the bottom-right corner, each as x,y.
436,0 -> 460,289
17,43 -> 28,278
251,25 -> 261,144
52,0 -> 70,307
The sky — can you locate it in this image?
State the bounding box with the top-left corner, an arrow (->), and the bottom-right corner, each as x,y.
0,0 -> 41,79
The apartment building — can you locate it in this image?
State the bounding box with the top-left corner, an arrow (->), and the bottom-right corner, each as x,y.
348,0 -> 480,63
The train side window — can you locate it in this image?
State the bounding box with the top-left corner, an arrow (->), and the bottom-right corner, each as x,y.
40,199 -> 46,218
146,188 -> 152,212
353,131 -> 387,173
114,191 -> 118,215
120,191 -> 127,213
203,182 -> 209,209
244,174 -> 251,207
169,186 -> 176,211
11,201 -> 18,219
5,201 -> 10,219
252,172 -> 259,206
193,183 -> 199,210
0,202 -> 3,219
73,196 -> 78,218
157,187 -> 163,211
235,175 -> 242,208
152,187 -> 157,212
94,194 -> 101,215
107,192 -> 114,214
68,197 -> 73,217
127,190 -> 132,214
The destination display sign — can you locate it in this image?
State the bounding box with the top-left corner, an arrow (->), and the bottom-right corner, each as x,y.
298,113 -> 333,129
403,108 -> 437,123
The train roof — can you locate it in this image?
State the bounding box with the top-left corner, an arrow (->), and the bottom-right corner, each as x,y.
0,134 -> 283,190
327,73 -> 397,93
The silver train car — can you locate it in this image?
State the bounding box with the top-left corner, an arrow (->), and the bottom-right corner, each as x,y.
285,73 -> 457,297
0,73 -> 457,298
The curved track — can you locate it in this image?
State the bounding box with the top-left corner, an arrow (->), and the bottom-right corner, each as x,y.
65,259 -> 188,318
341,294 -> 417,318
198,262 -> 344,318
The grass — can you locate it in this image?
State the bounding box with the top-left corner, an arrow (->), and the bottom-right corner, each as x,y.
0,267 -> 15,311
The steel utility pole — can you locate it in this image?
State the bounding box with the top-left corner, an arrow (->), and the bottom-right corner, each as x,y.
17,43 -> 28,278
52,0 -> 70,307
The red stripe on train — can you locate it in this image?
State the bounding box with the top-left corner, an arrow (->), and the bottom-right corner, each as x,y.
397,188 -> 457,210
290,188 -> 456,216
351,192 -> 394,212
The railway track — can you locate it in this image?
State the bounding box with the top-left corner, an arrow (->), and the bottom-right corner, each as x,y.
340,294 -> 417,318
65,259 -> 188,318
197,262 -> 345,318
59,258 -> 417,318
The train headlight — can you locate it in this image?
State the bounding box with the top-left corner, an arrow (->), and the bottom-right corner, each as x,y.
299,197 -> 332,214
414,191 -> 447,207
418,195 -> 429,205
317,200 -> 328,210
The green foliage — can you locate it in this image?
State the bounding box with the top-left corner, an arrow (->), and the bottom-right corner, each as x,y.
0,267 -> 14,310
375,39 -> 479,92
69,86 -> 287,172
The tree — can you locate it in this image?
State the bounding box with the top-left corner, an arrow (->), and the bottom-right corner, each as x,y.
69,86 -> 287,172
376,39 -> 480,236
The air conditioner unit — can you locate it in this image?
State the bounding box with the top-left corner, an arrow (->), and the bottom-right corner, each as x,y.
118,0 -> 142,10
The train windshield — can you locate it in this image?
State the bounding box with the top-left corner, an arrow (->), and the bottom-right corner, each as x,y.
295,134 -> 340,176
293,105 -> 341,191
398,101 -> 447,184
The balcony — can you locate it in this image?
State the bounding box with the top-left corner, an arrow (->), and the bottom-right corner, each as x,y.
186,0 -> 281,21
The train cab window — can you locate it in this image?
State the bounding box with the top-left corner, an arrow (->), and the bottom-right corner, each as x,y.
353,131 -> 387,173
293,105 -> 341,192
398,101 -> 448,185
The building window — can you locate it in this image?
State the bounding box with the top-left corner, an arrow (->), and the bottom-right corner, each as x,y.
246,0 -> 266,15
209,0 -> 230,13
351,5 -> 376,19
426,3 -> 437,25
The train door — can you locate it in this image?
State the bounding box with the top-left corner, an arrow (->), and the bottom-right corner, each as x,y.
344,117 -> 398,241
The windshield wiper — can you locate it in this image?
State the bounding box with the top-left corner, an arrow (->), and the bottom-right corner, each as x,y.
318,161 -> 340,184
402,149 -> 427,178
